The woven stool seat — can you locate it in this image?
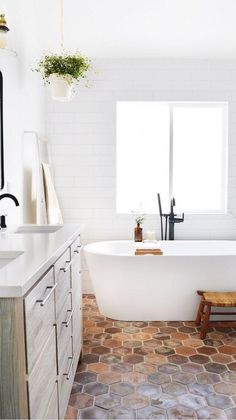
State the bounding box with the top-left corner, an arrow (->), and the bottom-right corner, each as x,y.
203,291 -> 236,307
196,290 -> 236,339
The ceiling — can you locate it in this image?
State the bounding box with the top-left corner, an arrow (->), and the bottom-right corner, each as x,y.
58,0 -> 236,58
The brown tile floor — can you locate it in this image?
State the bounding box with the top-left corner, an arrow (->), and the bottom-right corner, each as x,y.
66,295 -> 236,419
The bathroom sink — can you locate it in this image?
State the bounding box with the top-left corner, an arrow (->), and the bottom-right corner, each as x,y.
0,250 -> 24,268
14,224 -> 63,234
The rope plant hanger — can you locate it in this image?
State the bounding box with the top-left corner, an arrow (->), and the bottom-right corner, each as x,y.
34,0 -> 90,102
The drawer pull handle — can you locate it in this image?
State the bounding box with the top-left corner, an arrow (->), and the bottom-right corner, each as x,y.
74,250 -> 80,254
60,260 -> 73,272
62,309 -> 73,327
36,283 -> 58,306
63,355 -> 74,380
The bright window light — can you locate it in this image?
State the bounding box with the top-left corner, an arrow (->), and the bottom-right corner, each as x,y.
116,101 -> 228,214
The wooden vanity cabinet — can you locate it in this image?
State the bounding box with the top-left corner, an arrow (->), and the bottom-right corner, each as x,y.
0,234 -> 82,419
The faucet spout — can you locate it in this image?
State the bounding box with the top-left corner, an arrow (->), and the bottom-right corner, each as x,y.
0,193 -> 19,206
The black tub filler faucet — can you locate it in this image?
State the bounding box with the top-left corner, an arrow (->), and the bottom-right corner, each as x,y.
157,193 -> 184,240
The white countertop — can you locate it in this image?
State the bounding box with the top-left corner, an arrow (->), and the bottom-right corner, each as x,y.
0,224 -> 83,298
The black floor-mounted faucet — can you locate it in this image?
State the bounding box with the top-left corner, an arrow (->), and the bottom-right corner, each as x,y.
157,193 -> 184,240
0,193 -> 20,229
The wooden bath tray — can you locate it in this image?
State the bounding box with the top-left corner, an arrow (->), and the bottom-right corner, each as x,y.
135,248 -> 163,256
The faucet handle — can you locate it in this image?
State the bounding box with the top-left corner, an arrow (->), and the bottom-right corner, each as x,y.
0,214 -> 7,229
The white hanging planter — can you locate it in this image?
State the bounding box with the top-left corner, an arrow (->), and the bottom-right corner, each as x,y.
48,73 -> 74,102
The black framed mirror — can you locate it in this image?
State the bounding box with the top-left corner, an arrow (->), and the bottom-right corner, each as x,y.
0,71 -> 4,190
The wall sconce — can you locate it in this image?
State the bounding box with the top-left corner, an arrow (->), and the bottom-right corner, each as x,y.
0,14 -> 9,49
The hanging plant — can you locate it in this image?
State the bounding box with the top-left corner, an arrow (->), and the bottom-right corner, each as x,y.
34,51 -> 91,101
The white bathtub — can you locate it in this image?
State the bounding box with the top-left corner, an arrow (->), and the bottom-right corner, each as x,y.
84,240 -> 236,321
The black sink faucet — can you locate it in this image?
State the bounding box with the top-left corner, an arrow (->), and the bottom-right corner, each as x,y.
157,193 -> 184,240
0,193 -> 20,229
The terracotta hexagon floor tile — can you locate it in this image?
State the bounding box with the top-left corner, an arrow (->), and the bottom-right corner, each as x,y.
88,362 -> 110,373
123,354 -> 144,364
91,346 -> 110,355
133,321 -> 148,328
132,332 -> 152,341
95,393 -> 121,410
136,382 -> 161,399
162,382 -> 187,396
221,371 -> 236,383
114,321 -> 130,328
123,371 -> 147,384
176,346 -> 197,356
197,372 -> 221,384
178,326 -> 196,334
153,333 -> 171,340
65,406 -> 78,419
98,372 -> 122,384
123,326 -> 140,334
188,383 -> 214,396
204,338 -> 223,347
123,393 -> 149,409
172,372 -> 195,385
206,393 -> 234,409
167,354 -> 188,365
79,406 -> 108,419
218,345 -> 236,355
205,362 -> 228,374
171,332 -> 189,340
184,338 -> 203,348
142,327 -> 159,334
148,372 -> 171,385
177,394 -> 206,410
134,362 -> 156,374
181,363 -> 204,374
94,332 -> 112,340
144,339 -> 162,348
103,339 -> 122,348
108,406 -> 136,419
159,327 -> 177,334
151,393 -> 176,410
75,371 -> 97,385
197,346 -> 218,355
197,407 -> 227,419
111,362 -> 133,373
213,382 -> 236,396
100,354 -> 121,364
112,332 -> 131,341
110,381 -> 135,397
104,327 -> 121,334
69,393 -> 94,410
155,346 -> 175,356
83,382 -> 109,396
163,339 -> 182,348
211,353 -> 233,364
114,346 -> 132,356
189,354 -> 210,364
145,353 -> 167,365
228,362 -> 236,371
123,340 -> 142,348
158,363 -> 180,374
137,406 -> 166,419
168,405 -> 198,419
134,346 -> 154,355
225,407 -> 236,419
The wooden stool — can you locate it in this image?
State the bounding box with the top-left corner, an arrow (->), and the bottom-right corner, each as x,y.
195,290 -> 236,339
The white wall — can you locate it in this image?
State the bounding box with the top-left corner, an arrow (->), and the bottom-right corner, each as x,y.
0,0 -> 49,223
46,58 -> 236,292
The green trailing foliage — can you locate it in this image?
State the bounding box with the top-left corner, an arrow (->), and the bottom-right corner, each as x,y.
35,51 -> 91,84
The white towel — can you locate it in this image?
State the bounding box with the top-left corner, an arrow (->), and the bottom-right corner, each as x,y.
42,162 -> 63,225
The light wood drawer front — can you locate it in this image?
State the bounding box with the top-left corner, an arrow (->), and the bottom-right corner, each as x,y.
58,336 -> 74,419
57,292 -> 73,371
70,235 -> 81,259
28,328 -> 57,419
54,248 -> 71,317
24,267 -> 56,373
43,383 -> 59,419
73,304 -> 82,355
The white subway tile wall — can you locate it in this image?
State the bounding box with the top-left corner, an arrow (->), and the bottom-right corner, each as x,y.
46,59 -> 236,292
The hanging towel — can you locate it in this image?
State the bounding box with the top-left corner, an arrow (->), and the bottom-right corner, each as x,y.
42,162 -> 63,225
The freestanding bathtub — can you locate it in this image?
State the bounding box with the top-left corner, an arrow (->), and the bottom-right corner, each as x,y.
84,240 -> 236,321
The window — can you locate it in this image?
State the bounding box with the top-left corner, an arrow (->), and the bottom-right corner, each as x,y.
116,101 -> 228,214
